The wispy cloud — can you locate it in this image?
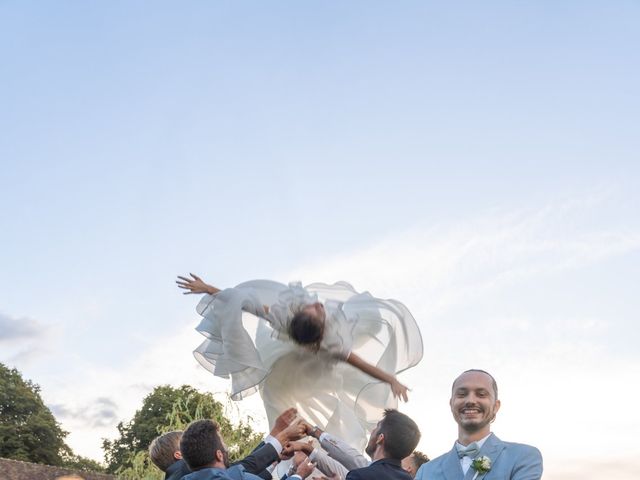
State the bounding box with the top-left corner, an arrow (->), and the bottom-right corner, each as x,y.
0,312 -> 51,365
544,455 -> 638,480
0,312 -> 45,342
285,196 -> 640,315
50,397 -> 120,428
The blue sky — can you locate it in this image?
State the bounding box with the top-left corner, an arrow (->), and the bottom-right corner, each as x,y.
1,2 -> 639,479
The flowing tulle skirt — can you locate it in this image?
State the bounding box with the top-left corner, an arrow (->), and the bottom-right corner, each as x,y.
193,280 -> 423,451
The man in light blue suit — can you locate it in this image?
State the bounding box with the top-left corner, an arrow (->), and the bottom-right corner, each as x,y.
415,370 -> 542,480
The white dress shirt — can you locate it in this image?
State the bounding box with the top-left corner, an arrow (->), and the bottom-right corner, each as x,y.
456,433 -> 491,474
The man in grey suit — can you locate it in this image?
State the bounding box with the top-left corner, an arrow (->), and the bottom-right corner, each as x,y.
416,370 -> 542,480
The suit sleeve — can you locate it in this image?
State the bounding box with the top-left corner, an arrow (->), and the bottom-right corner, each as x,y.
312,447 -> 350,480
234,442 -> 279,475
511,446 -> 543,480
320,433 -> 369,471
345,470 -> 364,480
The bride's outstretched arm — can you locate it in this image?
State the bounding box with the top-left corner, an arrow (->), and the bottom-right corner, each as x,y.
177,273 -> 271,315
176,273 -> 221,295
345,352 -> 409,402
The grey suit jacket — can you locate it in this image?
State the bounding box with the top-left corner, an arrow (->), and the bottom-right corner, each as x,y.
320,432 -> 369,471
415,433 -> 542,480
312,447 -> 350,480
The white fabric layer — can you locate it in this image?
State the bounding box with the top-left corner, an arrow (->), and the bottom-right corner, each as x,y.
193,280 -> 423,451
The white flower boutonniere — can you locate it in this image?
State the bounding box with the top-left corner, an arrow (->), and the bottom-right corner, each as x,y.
471,455 -> 492,475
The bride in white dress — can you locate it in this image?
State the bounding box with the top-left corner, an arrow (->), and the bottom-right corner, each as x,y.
177,273 -> 423,451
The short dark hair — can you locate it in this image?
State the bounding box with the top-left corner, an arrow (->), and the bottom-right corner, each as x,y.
453,369 -> 499,398
289,310 -> 324,350
378,409 -> 421,460
411,450 -> 430,469
149,430 -> 182,471
180,419 -> 223,471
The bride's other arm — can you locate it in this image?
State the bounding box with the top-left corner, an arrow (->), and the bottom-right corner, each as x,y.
346,352 -> 409,402
176,273 -> 221,295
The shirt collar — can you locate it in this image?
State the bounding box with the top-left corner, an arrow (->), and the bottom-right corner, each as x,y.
455,432 -> 492,451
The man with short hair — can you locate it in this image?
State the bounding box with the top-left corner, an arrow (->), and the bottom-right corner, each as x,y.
149,430 -> 190,480
401,451 -> 429,478
181,419 -> 314,480
345,409 -> 420,480
415,370 -> 542,480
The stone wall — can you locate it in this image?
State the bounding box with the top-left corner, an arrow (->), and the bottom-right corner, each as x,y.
0,458 -> 116,480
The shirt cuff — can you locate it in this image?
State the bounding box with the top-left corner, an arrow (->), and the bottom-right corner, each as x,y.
264,434 -> 282,454
319,432 -> 331,443
288,476 -> 302,480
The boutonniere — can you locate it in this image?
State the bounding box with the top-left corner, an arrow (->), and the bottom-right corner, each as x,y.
471,455 -> 492,474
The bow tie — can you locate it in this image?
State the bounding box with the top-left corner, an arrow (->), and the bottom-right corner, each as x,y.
457,442 -> 480,458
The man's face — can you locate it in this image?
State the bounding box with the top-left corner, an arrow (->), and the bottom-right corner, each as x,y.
450,371 -> 501,433
365,421 -> 382,458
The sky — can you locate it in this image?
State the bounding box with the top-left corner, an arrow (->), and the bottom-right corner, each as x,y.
1,2 -> 639,479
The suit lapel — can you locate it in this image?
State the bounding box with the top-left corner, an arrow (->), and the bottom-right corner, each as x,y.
442,445 -> 464,480
474,433 -> 506,480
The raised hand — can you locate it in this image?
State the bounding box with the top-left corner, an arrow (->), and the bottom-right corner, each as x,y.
299,419 -> 316,437
271,407 -> 298,436
176,273 -> 219,295
279,419 -> 307,442
295,459 -> 317,479
390,378 -> 409,402
281,440 -> 314,459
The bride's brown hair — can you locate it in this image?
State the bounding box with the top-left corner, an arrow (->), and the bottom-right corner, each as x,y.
288,310 -> 324,352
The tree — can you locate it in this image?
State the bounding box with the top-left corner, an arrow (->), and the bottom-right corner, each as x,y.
0,363 -> 69,465
61,452 -> 107,473
103,385 -> 262,475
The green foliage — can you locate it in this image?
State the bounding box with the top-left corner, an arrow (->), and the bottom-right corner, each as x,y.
104,385 -> 263,475
115,450 -> 163,480
0,363 -> 70,465
61,452 -> 107,473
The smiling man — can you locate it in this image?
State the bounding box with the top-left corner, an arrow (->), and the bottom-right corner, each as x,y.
415,370 -> 542,480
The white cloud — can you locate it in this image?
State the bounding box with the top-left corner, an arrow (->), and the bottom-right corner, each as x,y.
543,454 -> 638,480
0,311 -> 46,342
0,312 -> 52,365
50,397 -> 119,428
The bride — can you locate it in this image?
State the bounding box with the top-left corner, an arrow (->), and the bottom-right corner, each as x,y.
177,273 -> 423,450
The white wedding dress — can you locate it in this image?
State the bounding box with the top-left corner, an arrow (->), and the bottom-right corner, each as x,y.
192,280 -> 423,451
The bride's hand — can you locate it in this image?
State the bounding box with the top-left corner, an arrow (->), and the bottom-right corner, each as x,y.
390,378 -> 409,402
176,273 -> 215,294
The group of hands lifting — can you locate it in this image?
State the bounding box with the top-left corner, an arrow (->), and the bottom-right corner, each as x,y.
268,407 -> 341,480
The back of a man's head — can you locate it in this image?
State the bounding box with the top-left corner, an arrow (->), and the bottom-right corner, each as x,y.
180,419 -> 224,471
411,451 -> 429,471
379,409 -> 421,460
149,430 -> 183,472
